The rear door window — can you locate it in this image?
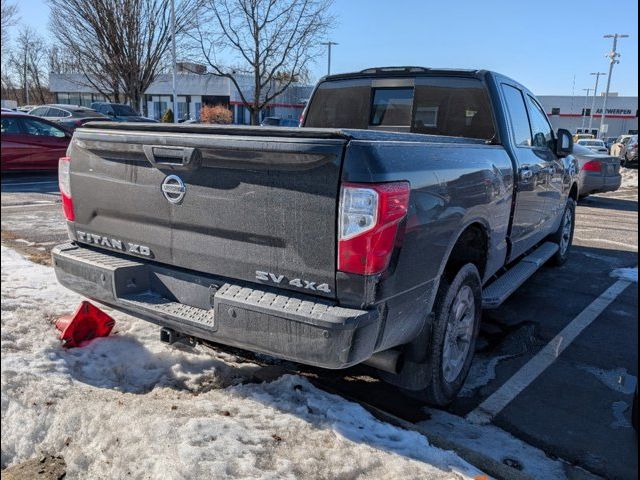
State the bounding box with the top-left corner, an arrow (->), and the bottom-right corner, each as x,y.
29,107 -> 48,117
46,108 -> 64,118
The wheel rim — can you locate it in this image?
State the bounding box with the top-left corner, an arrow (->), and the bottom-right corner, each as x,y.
442,285 -> 476,383
560,208 -> 572,256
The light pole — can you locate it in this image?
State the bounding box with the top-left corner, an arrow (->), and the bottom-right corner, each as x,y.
171,0 -> 178,122
587,72 -> 606,132
580,88 -> 592,132
321,41 -> 338,76
599,33 -> 629,138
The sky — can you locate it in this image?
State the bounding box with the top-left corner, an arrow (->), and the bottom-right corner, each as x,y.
7,0 -> 639,96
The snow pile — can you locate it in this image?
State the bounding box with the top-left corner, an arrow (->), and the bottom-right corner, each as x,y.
620,168 -> 638,189
1,246 -> 481,479
610,267 -> 638,283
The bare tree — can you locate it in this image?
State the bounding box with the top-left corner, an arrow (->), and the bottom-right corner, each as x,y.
48,0 -> 197,110
2,27 -> 52,104
1,0 -> 19,55
192,0 -> 334,125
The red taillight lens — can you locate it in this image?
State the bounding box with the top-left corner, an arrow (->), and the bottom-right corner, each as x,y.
59,156 -> 75,221
338,182 -> 410,275
582,160 -> 602,172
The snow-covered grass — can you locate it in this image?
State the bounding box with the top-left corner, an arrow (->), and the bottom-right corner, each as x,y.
1,245 -> 482,479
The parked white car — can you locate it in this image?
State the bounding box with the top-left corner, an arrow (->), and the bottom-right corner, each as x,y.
576,139 -> 608,154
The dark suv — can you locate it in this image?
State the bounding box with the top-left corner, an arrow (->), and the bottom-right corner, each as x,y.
90,102 -> 158,123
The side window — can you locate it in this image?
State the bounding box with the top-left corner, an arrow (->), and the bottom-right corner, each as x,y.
30,107 -> 47,116
501,84 -> 532,147
20,118 -> 66,138
525,95 -> 553,149
1,117 -> 23,134
47,108 -> 63,118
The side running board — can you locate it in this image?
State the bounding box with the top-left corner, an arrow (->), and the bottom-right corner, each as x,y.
482,242 -> 559,309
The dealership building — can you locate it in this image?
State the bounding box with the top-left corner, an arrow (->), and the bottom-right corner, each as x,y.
538,94 -> 638,138
49,66 -> 313,124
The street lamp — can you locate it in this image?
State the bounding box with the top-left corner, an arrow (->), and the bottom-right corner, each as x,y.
598,34 -> 629,138
171,0 -> 178,123
587,72 -> 606,132
580,88 -> 592,132
320,41 -> 339,76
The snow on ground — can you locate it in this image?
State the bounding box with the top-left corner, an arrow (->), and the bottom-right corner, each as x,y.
620,168 -> 638,189
420,410 -> 569,479
1,246 -> 482,479
610,267 -> 638,283
459,354 -> 516,397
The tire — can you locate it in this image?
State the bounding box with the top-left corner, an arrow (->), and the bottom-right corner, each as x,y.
549,198 -> 576,266
419,263 -> 482,406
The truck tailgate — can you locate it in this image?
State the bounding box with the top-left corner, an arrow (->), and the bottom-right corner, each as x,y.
67,126 -> 348,298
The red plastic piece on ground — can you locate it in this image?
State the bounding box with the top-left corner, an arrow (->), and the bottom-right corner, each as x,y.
54,301 -> 116,348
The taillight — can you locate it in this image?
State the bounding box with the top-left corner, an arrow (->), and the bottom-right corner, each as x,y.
338,182 -> 410,275
582,160 -> 602,172
59,156 -> 75,221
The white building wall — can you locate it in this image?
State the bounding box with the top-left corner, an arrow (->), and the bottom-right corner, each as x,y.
538,95 -> 638,138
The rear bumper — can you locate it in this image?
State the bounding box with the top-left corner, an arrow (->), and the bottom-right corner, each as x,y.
579,171 -> 622,195
52,243 -> 381,369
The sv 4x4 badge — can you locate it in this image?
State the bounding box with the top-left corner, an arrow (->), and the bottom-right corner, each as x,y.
256,271 -> 331,293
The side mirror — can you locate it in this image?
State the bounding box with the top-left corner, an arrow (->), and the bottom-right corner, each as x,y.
556,129 -> 573,157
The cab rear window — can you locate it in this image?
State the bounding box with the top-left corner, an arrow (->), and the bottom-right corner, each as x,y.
304,76 -> 496,141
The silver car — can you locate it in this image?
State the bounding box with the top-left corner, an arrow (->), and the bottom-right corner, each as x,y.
575,138 -> 609,154
573,144 -> 622,198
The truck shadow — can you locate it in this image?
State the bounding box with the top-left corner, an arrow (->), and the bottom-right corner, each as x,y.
0,172 -> 59,194
578,195 -> 638,212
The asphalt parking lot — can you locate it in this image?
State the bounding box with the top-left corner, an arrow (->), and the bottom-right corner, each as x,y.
1,172 -> 638,480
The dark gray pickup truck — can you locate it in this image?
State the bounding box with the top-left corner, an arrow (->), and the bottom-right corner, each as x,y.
53,67 -> 578,405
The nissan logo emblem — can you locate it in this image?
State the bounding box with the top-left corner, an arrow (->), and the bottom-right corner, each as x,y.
161,175 -> 186,204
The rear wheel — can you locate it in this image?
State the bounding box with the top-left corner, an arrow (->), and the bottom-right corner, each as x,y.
420,264 -> 482,406
549,198 -> 575,266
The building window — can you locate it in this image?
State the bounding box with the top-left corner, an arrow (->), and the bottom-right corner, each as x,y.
551,108 -> 560,115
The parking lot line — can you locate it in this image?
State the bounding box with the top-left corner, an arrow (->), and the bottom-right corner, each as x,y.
466,277 -> 634,425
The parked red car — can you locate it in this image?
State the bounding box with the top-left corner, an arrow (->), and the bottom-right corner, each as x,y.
1,111 -> 71,171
